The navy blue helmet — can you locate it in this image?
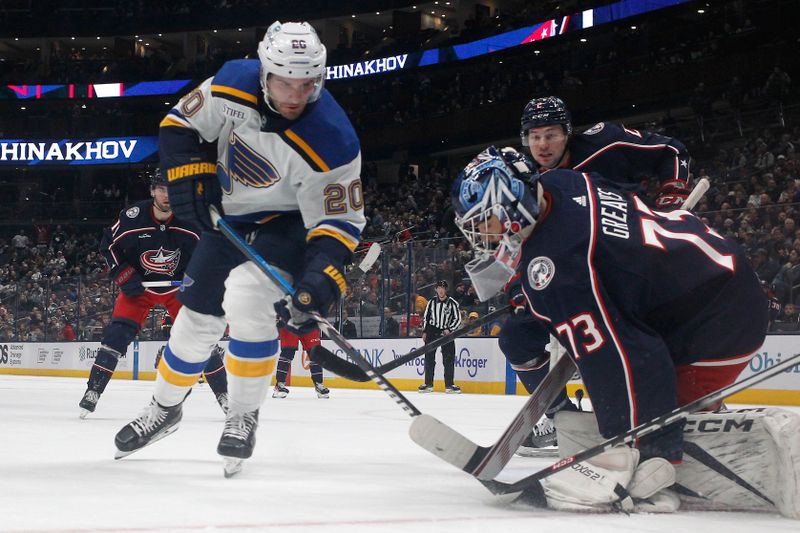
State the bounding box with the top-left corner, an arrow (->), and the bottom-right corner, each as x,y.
520,96 -> 572,145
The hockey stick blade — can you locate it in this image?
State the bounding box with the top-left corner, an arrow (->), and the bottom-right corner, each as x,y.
682,177 -> 710,211
209,207 -> 422,419
480,351 -> 800,495
310,305 -> 512,382
409,355 -> 576,480
358,242 -> 381,273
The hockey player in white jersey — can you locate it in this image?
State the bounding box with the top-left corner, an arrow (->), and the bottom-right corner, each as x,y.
115,21 -> 365,476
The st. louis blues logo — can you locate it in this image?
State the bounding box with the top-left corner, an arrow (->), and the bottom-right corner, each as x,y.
140,247 -> 181,275
217,132 -> 281,194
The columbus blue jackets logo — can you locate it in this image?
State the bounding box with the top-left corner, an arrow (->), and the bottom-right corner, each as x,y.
527,256 -> 555,290
217,132 -> 281,194
126,206 -> 140,218
584,122 -> 605,135
140,247 -> 181,275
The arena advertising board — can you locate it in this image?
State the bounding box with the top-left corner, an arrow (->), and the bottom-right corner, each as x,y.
0,136 -> 158,165
1,336 -> 797,403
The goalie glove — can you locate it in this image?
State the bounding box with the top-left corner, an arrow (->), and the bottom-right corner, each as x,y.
165,162 -> 222,230
654,179 -> 691,210
112,265 -> 144,297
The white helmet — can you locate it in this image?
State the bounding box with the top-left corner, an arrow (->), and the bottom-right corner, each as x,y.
257,21 -> 327,109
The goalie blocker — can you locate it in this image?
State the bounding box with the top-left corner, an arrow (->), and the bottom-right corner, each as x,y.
553,409 -> 800,518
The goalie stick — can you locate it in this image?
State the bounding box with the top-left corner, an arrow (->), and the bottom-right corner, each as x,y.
410,354 -> 576,480
309,304 -> 512,382
480,351 -> 800,496
208,208 -> 421,420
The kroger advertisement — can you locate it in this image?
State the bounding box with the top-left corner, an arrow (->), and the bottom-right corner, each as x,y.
1,336 -> 798,404
0,136 -> 158,166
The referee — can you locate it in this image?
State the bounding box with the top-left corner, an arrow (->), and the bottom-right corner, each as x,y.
419,280 -> 462,394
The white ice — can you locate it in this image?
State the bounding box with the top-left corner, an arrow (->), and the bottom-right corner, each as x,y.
1,376 -> 796,533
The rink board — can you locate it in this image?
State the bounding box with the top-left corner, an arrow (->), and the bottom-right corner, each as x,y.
1,335 -> 798,404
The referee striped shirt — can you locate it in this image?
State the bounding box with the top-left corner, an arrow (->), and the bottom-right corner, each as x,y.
423,296 -> 462,331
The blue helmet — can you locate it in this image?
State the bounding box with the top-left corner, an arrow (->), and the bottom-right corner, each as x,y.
452,146 -> 540,257
520,96 -> 572,145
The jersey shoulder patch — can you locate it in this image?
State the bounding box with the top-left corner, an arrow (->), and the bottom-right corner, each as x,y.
211,59 -> 260,108
117,200 -> 155,230
279,90 -> 360,172
583,122 -> 605,135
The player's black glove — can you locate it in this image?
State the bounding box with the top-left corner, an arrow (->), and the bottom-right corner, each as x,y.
273,255 -> 347,335
112,265 -> 144,297
654,179 -> 691,210
165,163 -> 222,230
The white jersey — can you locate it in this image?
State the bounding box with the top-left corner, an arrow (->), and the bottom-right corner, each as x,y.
160,59 -> 365,253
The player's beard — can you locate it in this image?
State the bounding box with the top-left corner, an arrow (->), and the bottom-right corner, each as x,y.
153,198 -> 171,215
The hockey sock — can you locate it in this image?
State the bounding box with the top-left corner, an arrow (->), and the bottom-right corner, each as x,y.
310,361 -> 323,384
87,348 -> 121,393
275,348 -> 295,384
203,347 -> 228,396
226,338 -> 279,412
154,344 -> 207,407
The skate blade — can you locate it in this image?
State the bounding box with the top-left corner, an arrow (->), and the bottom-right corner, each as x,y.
223,458 -> 243,478
79,409 -> 90,419
113,422 -> 180,460
316,393 -> 329,399
515,447 -> 558,458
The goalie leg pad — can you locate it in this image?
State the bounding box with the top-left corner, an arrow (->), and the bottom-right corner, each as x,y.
555,408 -> 800,517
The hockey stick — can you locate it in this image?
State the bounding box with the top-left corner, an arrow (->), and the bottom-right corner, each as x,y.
682,177 -> 710,210
409,354 -> 576,480
309,304 -> 512,382
356,241 -> 382,273
208,207 -> 421,418
480,351 -> 800,495
142,280 -> 183,288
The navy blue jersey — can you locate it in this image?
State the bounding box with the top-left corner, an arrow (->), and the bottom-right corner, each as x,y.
516,169 -> 767,443
100,199 -> 201,294
564,122 -> 690,186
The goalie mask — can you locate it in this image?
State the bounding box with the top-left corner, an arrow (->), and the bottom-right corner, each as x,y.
258,21 -> 327,113
453,147 -> 541,299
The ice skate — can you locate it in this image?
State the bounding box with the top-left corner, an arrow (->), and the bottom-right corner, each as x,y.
516,416 -> 558,457
314,382 -> 330,399
217,408 -> 259,477
445,384 -> 462,394
78,389 -> 100,418
418,384 -> 433,393
114,397 -> 182,459
272,382 -> 289,398
215,392 -> 229,414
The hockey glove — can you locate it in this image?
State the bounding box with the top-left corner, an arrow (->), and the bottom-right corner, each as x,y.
654,180 -> 691,210
112,265 -> 144,297
274,254 -> 348,335
165,163 -> 222,230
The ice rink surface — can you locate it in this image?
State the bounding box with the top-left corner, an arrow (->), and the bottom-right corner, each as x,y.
1,375 -> 797,533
